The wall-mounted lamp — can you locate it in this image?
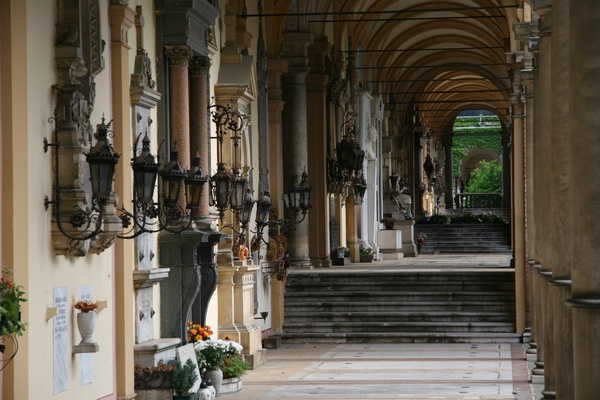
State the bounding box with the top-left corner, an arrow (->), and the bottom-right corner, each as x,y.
118,135 -> 208,238
44,111 -> 120,241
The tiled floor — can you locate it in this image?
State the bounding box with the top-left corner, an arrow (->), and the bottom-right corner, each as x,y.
221,342 -> 537,399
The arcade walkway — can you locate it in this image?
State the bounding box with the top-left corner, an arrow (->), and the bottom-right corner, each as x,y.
223,254 -> 541,399
223,341 -> 539,399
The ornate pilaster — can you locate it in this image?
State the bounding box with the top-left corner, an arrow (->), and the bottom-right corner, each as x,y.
107,2 -> 136,399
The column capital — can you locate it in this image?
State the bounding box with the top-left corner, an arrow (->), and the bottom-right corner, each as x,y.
281,31 -> 314,68
165,46 -> 192,67
189,56 -> 211,76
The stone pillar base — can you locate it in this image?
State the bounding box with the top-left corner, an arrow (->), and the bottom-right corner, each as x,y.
377,229 -> 404,260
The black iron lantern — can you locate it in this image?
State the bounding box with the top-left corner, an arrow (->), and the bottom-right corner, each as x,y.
239,188 -> 254,227
230,168 -> 248,210
299,169 -> 312,211
255,190 -> 272,227
353,148 -> 365,173
210,163 -> 233,214
131,133 -> 159,204
283,173 -> 301,212
185,153 -> 208,211
159,146 -> 186,208
86,118 -> 120,205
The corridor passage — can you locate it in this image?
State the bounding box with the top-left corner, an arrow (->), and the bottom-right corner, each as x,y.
223,342 -> 537,399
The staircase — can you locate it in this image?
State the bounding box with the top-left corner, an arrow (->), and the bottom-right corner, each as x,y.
281,269 -> 520,344
415,224 -> 511,254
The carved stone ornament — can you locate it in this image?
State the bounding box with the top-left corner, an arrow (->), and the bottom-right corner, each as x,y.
189,56 -> 211,76
164,46 -> 192,67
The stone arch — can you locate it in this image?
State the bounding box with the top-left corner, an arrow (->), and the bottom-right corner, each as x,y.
461,147 -> 501,185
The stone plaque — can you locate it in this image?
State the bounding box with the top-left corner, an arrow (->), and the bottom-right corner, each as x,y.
136,286 -> 154,343
176,344 -> 201,394
53,287 -> 68,394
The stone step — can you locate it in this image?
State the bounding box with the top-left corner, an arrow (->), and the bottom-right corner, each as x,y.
284,301 -> 515,313
283,321 -> 516,334
284,311 -> 516,323
284,291 -> 515,302
279,332 -> 523,344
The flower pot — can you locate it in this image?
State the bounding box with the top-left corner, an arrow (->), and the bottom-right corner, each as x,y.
204,368 -> 223,397
77,311 -> 97,344
360,254 -> 374,263
173,395 -> 194,400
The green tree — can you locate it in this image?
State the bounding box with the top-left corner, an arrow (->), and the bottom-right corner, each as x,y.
465,160 -> 502,193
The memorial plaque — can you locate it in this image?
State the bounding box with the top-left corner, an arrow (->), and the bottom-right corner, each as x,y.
53,287 -> 68,394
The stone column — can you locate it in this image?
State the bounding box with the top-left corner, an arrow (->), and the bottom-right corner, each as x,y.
165,46 -> 191,170
413,127 -> 424,217
108,3 -> 136,398
501,129 -> 511,208
510,84 -> 527,333
281,31 -> 313,269
548,0 -> 574,398
306,39 -> 331,268
534,4 -> 555,397
442,132 -> 453,208
267,59 -> 288,334
189,56 -> 212,218
569,2 -> 600,398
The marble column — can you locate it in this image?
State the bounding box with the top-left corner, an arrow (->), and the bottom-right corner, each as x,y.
189,56 -> 212,218
568,2 -> 600,398
281,32 -> 313,269
547,0 -> 574,398
441,132 -> 453,209
306,39 -> 331,268
164,46 -> 192,215
266,59 -> 288,334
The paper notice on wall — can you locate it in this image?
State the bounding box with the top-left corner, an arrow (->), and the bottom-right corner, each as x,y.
53,287 -> 68,394
79,285 -> 94,385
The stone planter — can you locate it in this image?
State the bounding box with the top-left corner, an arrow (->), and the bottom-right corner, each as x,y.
360,254 -> 374,263
220,376 -> 243,395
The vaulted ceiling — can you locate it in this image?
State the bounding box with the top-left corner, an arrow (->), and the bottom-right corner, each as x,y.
259,0 -> 523,133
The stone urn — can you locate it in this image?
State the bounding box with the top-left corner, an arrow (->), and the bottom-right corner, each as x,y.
77,311 -> 97,344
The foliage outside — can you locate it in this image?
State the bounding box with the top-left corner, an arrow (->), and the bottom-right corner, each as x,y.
452,115 -> 502,178
465,160 -> 502,193
417,211 -> 507,225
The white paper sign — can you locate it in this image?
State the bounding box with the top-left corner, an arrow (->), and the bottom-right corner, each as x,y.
53,287 -> 68,394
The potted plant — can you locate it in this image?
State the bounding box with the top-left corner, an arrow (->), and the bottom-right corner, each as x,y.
195,339 -> 227,395
172,358 -> 198,400
74,299 -> 98,344
0,267 -> 26,354
359,247 -> 374,262
415,232 -> 427,254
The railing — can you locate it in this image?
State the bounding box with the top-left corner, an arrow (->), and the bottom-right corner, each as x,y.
455,193 -> 502,208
